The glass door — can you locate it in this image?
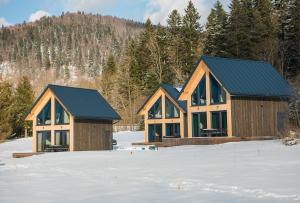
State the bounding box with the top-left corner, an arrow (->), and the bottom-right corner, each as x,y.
192,112 -> 207,137
37,131 -> 51,152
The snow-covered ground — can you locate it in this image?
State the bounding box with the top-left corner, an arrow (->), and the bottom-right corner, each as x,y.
0,131 -> 300,203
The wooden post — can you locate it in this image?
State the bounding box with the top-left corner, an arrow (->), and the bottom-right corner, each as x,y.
25,127 -> 28,138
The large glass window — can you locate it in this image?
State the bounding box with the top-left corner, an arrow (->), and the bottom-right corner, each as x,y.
210,74 -> 226,104
148,124 -> 162,142
55,99 -> 70,124
148,97 -> 162,119
55,130 -> 70,147
165,97 -> 180,118
192,112 -> 207,137
211,111 -> 227,136
191,76 -> 206,106
37,100 -> 51,125
166,123 -> 180,138
37,131 -> 51,152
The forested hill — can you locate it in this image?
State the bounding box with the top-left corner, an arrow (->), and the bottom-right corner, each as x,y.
0,12 -> 144,91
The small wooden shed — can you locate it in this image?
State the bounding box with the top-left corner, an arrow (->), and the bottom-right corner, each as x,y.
26,84 -> 121,152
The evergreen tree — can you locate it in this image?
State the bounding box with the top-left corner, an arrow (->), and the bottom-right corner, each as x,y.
10,77 -> 34,137
226,0 -> 254,58
182,0 -> 203,76
101,53 -> 117,101
0,81 -> 13,139
252,0 -> 276,61
204,0 -> 228,56
167,10 -> 185,84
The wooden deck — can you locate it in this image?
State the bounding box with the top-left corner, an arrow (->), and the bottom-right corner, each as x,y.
12,152 -> 43,158
133,136 -> 276,147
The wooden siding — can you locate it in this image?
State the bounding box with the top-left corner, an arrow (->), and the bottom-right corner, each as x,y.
231,97 -> 289,137
73,119 -> 113,151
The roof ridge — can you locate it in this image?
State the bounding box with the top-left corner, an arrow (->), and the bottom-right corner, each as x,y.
48,84 -> 98,91
202,55 -> 270,64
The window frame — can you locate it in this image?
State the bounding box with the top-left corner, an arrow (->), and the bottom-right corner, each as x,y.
36,99 -> 52,126
148,96 -> 163,120
210,73 -> 226,105
54,130 -> 70,147
54,99 -> 70,125
191,75 -> 206,106
165,96 -> 180,119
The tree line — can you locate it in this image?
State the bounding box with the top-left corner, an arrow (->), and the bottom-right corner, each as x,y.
111,0 -> 299,126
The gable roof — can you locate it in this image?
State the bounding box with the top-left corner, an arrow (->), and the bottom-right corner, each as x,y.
28,84 -> 121,120
180,55 -> 293,98
137,83 -> 187,114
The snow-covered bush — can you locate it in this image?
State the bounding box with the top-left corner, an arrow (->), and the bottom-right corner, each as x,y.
282,133 -> 298,146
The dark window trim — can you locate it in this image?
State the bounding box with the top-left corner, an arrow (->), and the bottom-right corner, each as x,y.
165,123 -> 181,138
210,73 -> 226,105
54,99 -> 70,125
54,130 -> 70,146
191,75 -> 207,107
36,99 -> 52,126
165,96 -> 180,119
148,96 -> 163,120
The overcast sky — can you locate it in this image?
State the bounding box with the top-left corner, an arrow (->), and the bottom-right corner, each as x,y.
0,0 -> 231,27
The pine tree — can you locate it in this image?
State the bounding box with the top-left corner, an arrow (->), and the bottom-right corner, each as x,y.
252,0 -> 276,61
226,0 -> 254,58
167,10 -> 185,84
101,53 -> 117,101
10,77 -> 34,137
204,0 -> 228,56
0,81 -> 13,139
182,0 -> 203,76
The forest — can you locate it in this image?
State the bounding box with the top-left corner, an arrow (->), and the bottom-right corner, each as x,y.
0,0 -> 299,139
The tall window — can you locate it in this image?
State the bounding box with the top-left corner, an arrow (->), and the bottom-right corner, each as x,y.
37,100 -> 51,125
55,130 -> 70,147
192,112 -> 207,137
210,74 -> 226,104
148,97 -> 162,119
191,76 -> 206,106
55,99 -> 70,124
165,97 -> 180,118
166,123 -> 180,137
211,111 -> 227,136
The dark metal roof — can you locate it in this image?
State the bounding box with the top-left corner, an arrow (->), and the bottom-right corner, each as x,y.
180,55 -> 293,98
137,83 -> 187,114
28,84 -> 121,120
160,84 -> 187,112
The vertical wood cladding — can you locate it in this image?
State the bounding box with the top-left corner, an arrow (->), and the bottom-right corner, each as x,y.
73,119 -> 113,150
231,97 -> 289,137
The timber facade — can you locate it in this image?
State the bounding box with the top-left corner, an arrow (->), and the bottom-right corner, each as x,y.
26,84 -> 121,152
138,56 -> 293,143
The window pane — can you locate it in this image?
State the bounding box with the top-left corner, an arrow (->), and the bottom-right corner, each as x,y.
148,97 -> 162,119
37,100 -> 51,125
55,131 -> 70,146
55,99 -> 70,124
166,123 -> 180,137
191,76 -> 206,106
210,74 -> 226,104
37,131 -> 51,152
165,97 -> 179,118
212,112 -> 220,129
192,112 -> 207,137
221,112 -> 227,130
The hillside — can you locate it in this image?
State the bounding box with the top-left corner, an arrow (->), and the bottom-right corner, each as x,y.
0,12 -> 144,92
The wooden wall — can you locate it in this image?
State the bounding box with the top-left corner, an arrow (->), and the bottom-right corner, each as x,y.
231,97 -> 289,137
73,119 -> 113,151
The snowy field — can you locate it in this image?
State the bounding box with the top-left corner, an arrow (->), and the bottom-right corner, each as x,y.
0,131 -> 300,203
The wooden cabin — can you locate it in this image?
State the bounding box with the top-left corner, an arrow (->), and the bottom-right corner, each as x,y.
26,84 -> 121,152
138,56 -> 293,143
